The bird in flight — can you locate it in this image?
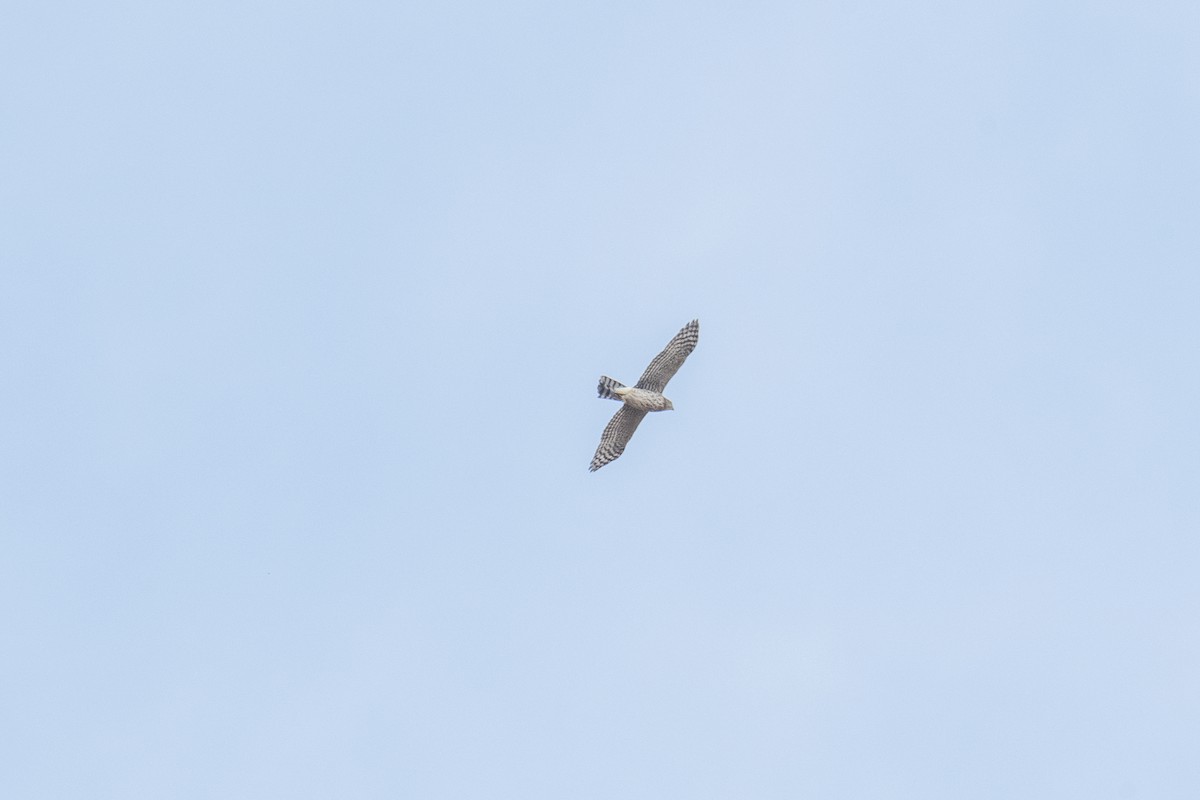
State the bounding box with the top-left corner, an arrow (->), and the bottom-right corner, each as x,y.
589,319 -> 699,471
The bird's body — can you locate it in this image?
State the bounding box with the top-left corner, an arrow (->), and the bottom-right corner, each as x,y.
589,319 -> 699,471
610,386 -> 673,412
597,376 -> 674,411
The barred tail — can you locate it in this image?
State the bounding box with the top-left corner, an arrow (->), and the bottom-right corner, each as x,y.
597,375 -> 626,400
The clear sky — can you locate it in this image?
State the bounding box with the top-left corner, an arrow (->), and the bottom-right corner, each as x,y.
3,2 -> 1198,798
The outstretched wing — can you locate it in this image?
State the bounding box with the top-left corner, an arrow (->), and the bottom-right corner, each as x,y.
589,406 -> 648,471
634,319 -> 699,393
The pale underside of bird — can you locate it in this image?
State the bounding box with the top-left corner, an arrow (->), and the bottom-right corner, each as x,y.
589,319 -> 699,472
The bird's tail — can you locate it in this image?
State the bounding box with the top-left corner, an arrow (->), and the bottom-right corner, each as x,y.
597,376 -> 625,400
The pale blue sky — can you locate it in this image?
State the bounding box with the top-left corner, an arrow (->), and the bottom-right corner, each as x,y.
3,2 -> 1198,798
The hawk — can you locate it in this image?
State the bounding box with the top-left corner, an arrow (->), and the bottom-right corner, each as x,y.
589,319 -> 699,471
